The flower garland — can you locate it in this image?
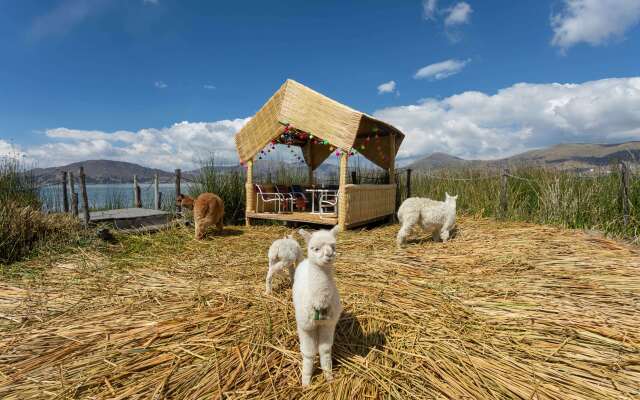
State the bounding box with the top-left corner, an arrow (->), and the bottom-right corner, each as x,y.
241,122 -> 389,166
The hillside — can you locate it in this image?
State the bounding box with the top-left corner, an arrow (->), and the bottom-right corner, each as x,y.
408,141 -> 640,171
31,160 -> 175,185
30,141 -> 640,183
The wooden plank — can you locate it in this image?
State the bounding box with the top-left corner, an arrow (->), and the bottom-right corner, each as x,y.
79,166 -> 90,226
246,211 -> 337,225
175,169 -> 182,214
61,171 -> 69,213
154,173 -> 160,210
69,171 -> 79,216
90,208 -> 170,222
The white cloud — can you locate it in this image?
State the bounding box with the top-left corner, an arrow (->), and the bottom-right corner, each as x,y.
423,0 -> 438,20
377,80 -> 397,95
373,77 -> 640,161
551,0 -> 640,50
14,78 -> 640,169
143,0 -> 159,4
444,2 -> 472,26
203,84 -> 216,90
22,119 -> 250,169
0,140 -> 18,157
29,0 -> 110,40
154,81 -> 168,89
414,59 -> 470,80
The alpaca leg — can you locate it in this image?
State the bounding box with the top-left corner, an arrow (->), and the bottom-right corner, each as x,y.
216,218 -> 223,232
194,219 -> 202,240
265,267 -> 274,294
440,229 -> 450,242
318,324 -> 336,381
396,214 -> 418,246
265,261 -> 284,293
431,229 -> 441,242
287,264 -> 295,287
299,328 -> 317,387
201,222 -> 211,239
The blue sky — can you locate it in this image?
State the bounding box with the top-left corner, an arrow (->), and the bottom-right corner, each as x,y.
1,0 -> 639,168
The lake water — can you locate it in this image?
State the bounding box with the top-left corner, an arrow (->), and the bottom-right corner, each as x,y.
40,183 -> 192,212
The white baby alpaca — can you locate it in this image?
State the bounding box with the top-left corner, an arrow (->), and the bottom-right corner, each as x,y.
397,192 -> 458,246
293,226 -> 343,387
265,234 -> 304,294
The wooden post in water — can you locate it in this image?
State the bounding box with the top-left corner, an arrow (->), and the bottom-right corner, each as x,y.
61,171 -> 69,213
619,161 -> 630,228
79,167 -> 90,226
406,169 -> 412,199
154,173 -> 160,210
133,175 -> 142,208
69,171 -> 79,217
499,168 -> 509,219
175,169 -> 182,215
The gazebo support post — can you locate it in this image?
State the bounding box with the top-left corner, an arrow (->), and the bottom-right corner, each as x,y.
338,151 -> 348,230
388,133 -> 397,222
245,159 -> 255,226
305,143 -> 314,186
388,133 -> 396,184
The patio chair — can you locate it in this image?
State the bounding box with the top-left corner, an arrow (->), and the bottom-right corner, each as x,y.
290,185 -> 308,211
275,185 -> 295,212
255,184 -> 283,213
319,190 -> 339,214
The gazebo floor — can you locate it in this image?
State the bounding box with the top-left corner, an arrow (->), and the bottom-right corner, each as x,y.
246,211 -> 338,226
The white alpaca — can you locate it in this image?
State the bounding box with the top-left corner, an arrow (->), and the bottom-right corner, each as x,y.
265,234 -> 304,294
397,192 -> 458,246
293,226 -> 343,387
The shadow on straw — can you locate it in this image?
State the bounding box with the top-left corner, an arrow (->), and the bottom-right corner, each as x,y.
405,226 -> 459,244
215,228 -> 244,237
334,312 -> 386,360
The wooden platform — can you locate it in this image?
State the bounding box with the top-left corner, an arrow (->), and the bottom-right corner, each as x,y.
90,208 -> 172,230
246,211 -> 338,226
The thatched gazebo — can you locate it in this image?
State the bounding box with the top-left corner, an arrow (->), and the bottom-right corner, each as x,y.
235,79 -> 405,230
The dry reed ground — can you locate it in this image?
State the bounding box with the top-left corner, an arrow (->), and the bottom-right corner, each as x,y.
0,217 -> 639,399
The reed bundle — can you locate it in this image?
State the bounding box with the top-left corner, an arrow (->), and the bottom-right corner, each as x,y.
0,217 -> 638,399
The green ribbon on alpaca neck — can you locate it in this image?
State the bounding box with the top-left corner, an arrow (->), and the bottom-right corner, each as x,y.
313,307 -> 329,321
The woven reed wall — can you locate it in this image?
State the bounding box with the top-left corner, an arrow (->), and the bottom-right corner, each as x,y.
235,79 -> 406,171
342,184 -> 396,226
279,80 -> 361,152
302,141 -> 333,171
235,83 -> 286,163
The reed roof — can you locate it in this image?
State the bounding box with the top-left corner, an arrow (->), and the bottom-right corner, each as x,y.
234,79 -> 405,170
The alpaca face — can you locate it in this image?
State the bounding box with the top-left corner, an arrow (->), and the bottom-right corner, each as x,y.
176,194 -> 195,209
299,226 -> 339,268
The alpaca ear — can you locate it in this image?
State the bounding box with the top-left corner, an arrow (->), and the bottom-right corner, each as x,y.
298,229 -> 311,244
329,225 -> 340,237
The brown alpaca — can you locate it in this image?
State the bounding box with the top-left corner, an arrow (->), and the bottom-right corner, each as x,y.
176,193 -> 225,239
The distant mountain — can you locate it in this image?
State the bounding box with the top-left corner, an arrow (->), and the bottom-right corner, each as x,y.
407,152 -> 472,170
31,160 -> 175,185
31,141 -> 640,184
408,141 -> 640,172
